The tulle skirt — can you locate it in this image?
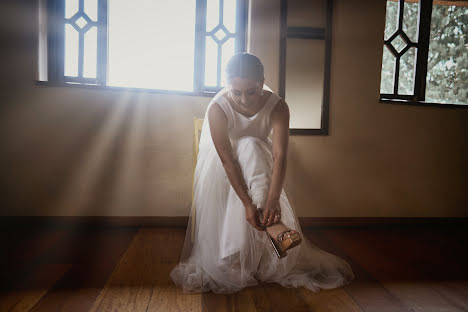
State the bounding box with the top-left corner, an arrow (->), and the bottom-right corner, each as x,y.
170,130 -> 355,294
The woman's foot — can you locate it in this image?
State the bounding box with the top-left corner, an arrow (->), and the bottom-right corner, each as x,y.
265,221 -> 302,258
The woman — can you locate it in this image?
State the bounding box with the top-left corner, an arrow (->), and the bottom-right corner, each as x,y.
170,53 -> 355,294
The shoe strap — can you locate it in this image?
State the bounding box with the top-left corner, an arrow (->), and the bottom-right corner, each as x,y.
277,229 -> 293,243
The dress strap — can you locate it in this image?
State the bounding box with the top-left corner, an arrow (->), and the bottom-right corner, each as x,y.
262,91 -> 282,120
211,89 -> 234,129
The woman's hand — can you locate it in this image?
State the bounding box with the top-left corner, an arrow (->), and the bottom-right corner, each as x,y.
245,202 -> 265,231
261,199 -> 281,227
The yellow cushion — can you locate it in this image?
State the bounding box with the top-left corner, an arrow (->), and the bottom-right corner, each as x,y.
191,117 -> 204,242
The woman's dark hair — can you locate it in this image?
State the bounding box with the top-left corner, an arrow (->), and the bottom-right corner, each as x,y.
225,52 -> 264,83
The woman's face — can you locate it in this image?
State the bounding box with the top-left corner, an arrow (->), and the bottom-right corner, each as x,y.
228,77 -> 264,110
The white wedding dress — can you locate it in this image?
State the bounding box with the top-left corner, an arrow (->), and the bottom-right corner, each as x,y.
170,86 -> 355,294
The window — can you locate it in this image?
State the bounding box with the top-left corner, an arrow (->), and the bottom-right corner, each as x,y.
42,0 -> 247,94
380,0 -> 467,106
279,0 -> 333,135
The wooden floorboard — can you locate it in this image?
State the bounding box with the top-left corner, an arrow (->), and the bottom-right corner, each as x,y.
7,227 -> 138,312
202,286 -> 257,312
1,224 -> 467,311
0,263 -> 71,312
305,229 -> 411,312
88,228 -> 202,312
298,287 -> 362,312
0,228 -> 68,288
320,227 -> 468,312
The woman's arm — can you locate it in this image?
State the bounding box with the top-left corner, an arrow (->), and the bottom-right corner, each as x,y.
208,103 -> 264,231
261,99 -> 290,227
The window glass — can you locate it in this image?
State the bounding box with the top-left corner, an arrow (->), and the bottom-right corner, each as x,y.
380,0 -> 418,95
206,0 -> 220,32
83,26 -> 97,78
398,46 -> 416,95
425,4 -> 468,105
65,0 -> 78,19
204,37 -> 218,87
107,0 -> 196,91
380,45 -> 395,94
64,23 -> 79,77
84,0 -> 98,21
402,1 -> 418,42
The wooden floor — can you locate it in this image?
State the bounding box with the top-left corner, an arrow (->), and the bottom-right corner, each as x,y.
1,223 -> 468,311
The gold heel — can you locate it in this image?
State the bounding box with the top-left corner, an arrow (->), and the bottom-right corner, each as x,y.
268,235 -> 288,258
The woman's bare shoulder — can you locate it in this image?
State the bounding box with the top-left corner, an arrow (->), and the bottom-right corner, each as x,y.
208,88 -> 230,118
207,101 -> 228,124
271,98 -> 289,118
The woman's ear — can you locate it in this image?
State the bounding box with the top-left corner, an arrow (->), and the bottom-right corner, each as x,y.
259,79 -> 265,89
261,80 -> 273,92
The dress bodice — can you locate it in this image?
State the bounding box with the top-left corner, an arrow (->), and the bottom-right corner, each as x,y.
208,87 -> 282,148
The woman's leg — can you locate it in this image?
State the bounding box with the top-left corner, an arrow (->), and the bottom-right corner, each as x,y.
234,137 -> 297,242
234,136 -> 272,209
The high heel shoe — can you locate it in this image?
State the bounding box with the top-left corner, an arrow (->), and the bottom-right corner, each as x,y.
278,229 -> 302,251
258,209 -> 302,258
266,228 -> 302,259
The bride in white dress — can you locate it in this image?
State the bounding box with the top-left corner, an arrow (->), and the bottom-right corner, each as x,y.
170,53 -> 355,294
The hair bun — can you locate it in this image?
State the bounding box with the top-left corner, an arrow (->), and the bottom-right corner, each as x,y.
225,52 -> 264,83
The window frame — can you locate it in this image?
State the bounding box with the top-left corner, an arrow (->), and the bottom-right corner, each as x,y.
279,0 -> 334,135
43,0 -> 247,95
379,0 -> 467,108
